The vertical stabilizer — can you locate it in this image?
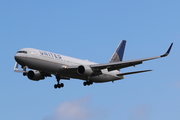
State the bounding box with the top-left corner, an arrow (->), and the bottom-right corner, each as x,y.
109,40 -> 126,63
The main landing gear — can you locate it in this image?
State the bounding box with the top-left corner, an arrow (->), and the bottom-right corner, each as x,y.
54,83 -> 64,89
83,76 -> 93,86
54,76 -> 64,89
83,81 -> 93,86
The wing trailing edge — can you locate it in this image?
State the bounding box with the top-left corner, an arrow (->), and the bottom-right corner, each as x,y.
117,70 -> 152,76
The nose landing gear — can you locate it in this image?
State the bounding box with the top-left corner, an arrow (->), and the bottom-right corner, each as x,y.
22,66 -> 28,76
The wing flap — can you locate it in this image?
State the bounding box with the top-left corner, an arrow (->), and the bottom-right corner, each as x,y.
107,61 -> 142,71
117,70 -> 152,76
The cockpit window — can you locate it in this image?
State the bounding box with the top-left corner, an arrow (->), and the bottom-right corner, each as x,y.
17,51 -> 27,54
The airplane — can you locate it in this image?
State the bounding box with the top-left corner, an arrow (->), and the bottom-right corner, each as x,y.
14,40 -> 173,89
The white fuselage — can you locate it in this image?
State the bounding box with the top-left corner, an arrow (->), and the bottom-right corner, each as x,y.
14,48 -> 123,83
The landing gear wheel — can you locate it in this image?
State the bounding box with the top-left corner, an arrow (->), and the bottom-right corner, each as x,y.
54,75 -> 65,89
60,83 -> 64,87
83,82 -> 87,86
54,84 -> 58,89
23,72 -> 27,76
54,84 -> 64,89
83,81 -> 93,86
57,84 -> 61,88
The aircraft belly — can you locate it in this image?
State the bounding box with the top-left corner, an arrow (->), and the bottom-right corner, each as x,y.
16,56 -> 86,78
22,57 -> 63,74
90,74 -> 122,83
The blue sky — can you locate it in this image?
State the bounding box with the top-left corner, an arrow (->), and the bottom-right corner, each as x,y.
0,0 -> 180,120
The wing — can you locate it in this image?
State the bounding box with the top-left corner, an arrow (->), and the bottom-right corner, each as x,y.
90,43 -> 173,71
14,62 -> 24,73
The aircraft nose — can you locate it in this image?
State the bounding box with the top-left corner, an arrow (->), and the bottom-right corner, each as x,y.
14,54 -> 20,62
14,54 -> 25,64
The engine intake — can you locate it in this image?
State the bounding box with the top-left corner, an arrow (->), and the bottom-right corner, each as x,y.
27,70 -> 45,81
77,65 -> 94,76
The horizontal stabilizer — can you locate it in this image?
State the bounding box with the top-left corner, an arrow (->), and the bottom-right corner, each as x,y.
117,70 -> 152,76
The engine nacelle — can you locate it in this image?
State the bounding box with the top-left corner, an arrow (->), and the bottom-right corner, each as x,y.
77,65 -> 94,76
27,70 -> 45,81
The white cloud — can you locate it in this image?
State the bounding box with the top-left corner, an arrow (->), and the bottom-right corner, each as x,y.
44,96 -> 92,120
54,97 -> 90,120
129,104 -> 151,120
43,96 -> 110,120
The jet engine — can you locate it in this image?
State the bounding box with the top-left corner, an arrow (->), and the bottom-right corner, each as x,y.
77,65 -> 94,76
27,70 -> 45,81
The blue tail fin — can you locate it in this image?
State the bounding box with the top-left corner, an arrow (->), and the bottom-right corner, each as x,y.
109,40 -> 126,63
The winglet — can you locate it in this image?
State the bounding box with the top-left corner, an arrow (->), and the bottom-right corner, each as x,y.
161,43 -> 173,57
